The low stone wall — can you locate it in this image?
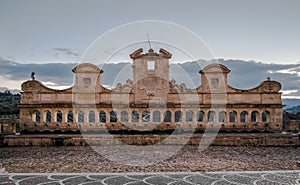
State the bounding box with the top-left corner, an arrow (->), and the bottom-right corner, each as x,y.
0,119 -> 19,134
3,133 -> 299,147
20,121 -> 283,133
286,120 -> 300,133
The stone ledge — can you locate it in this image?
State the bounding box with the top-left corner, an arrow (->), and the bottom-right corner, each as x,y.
2,133 -> 299,147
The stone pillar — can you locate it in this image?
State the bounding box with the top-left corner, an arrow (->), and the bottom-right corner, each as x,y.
139,110 -> 142,123
63,111 -> 67,122
40,109 -> 43,123
245,110 -> 249,123
171,110 -> 175,123
203,110 -> 208,123
257,111 -> 261,123
13,123 -> 16,133
60,110 -> 65,123
128,110 -> 132,123
95,110 -> 99,123
51,109 -> 55,123
181,110 -> 185,123
194,110 -> 198,123
74,112 -> 78,123
236,110 -> 240,124
84,110 -> 88,123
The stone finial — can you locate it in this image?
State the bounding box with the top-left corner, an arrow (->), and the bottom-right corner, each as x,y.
148,48 -> 154,53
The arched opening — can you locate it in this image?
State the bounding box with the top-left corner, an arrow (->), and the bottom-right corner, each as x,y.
208,111 -> 215,122
110,111 -> 117,122
132,111 -> 139,122
153,110 -> 161,122
142,111 -> 150,122
262,110 -> 270,122
67,111 -> 73,122
45,111 -> 51,123
89,111 -> 95,122
240,111 -> 247,123
99,111 -> 106,123
197,111 -> 204,122
56,111 -> 62,123
219,111 -> 226,122
186,110 -> 194,122
229,111 -> 236,123
251,111 -> 259,122
121,111 -> 128,122
35,111 -> 40,123
164,111 -> 171,122
175,110 -> 182,122
78,111 -> 84,123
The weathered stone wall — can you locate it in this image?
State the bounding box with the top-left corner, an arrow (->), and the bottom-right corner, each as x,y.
19,49 -> 284,133
20,121 -> 282,133
286,120 -> 300,133
3,134 -> 299,147
0,119 -> 19,134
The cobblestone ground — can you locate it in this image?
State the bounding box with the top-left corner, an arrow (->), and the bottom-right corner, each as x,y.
0,146 -> 299,173
0,171 -> 299,185
0,146 -> 299,184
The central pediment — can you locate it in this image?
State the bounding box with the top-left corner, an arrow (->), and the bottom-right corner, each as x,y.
199,64 -> 230,74
72,63 -> 103,73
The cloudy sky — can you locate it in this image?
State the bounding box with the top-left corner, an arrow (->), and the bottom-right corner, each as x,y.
0,0 -> 299,64
0,0 -> 300,100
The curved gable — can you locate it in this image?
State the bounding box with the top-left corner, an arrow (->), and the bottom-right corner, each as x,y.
72,63 -> 102,73
200,63 -> 230,74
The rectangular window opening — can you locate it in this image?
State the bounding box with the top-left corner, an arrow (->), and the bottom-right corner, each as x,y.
211,78 -> 219,87
147,61 -> 155,70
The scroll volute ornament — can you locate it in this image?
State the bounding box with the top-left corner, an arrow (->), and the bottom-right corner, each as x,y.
21,80 -> 41,92
262,81 -> 281,92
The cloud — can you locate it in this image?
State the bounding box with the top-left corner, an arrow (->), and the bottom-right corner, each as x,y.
0,75 -> 23,90
0,57 -> 77,87
1,57 -> 300,99
275,66 -> 300,75
281,90 -> 298,95
202,59 -> 300,98
40,81 -> 72,90
41,81 -> 57,86
53,48 -> 79,56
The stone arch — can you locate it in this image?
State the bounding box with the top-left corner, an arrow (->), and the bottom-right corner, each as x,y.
262,110 -> 270,122
175,110 -> 182,122
240,111 -> 247,123
251,110 -> 259,122
56,110 -> 63,123
121,111 -> 128,122
208,110 -> 215,122
163,111 -> 171,122
219,111 -> 226,122
99,111 -> 106,123
78,111 -> 84,123
67,111 -> 73,122
229,110 -> 237,123
132,111 -> 139,122
186,110 -> 194,122
44,110 -> 51,123
153,110 -> 161,122
32,110 -> 40,123
142,111 -> 150,122
89,111 -> 95,122
197,111 -> 204,122
110,111 -> 117,122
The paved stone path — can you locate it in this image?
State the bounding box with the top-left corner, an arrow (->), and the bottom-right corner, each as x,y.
0,171 -> 299,185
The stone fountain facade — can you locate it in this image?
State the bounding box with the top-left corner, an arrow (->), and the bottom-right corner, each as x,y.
19,48 -> 283,133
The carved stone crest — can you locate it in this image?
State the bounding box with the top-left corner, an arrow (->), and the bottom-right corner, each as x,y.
139,77 -> 163,96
